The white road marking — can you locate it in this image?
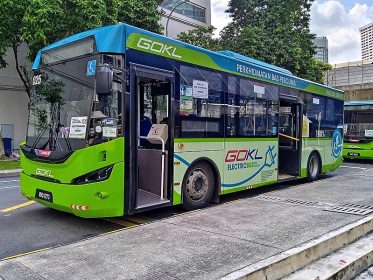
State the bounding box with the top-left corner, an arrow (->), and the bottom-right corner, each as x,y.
340,166 -> 367,170
0,185 -> 20,190
0,179 -> 20,184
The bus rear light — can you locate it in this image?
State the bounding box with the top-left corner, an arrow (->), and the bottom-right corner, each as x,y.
71,204 -> 90,211
72,165 -> 113,185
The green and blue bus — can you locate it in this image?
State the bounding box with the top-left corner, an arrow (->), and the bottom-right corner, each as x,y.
343,100 -> 373,160
20,24 -> 344,218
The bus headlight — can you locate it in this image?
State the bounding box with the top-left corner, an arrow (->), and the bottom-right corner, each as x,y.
72,165 -> 114,185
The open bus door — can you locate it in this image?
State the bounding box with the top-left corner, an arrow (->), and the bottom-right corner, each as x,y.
278,94 -> 303,180
125,63 -> 174,214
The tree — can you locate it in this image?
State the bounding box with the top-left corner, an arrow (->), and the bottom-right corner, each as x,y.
118,0 -> 164,34
177,26 -> 221,51
219,0 -> 330,83
0,0 -> 163,99
0,132 -> 4,158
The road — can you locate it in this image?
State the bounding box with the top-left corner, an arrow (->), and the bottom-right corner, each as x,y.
0,160 -> 371,260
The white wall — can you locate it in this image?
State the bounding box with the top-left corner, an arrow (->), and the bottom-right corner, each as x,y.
0,90 -> 28,150
0,44 -> 29,151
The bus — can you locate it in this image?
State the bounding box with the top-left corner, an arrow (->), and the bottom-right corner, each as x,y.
20,24 -> 344,218
343,100 -> 373,160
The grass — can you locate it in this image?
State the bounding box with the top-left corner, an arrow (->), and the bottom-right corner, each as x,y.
0,160 -> 21,171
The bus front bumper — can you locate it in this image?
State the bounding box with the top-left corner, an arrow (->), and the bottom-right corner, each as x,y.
20,162 -> 124,218
343,148 -> 373,160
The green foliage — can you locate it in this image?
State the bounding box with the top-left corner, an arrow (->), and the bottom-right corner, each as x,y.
220,0 -> 328,83
177,26 -> 221,51
118,0 -> 163,34
0,0 -> 163,98
176,0 -> 330,84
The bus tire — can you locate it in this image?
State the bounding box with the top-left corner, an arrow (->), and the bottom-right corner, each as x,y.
182,162 -> 215,210
307,152 -> 321,181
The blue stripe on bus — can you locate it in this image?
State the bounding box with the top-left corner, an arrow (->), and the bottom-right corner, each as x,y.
174,154 -> 191,167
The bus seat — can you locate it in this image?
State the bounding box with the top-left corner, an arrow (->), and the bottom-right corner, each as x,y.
140,116 -> 152,147
140,116 -> 152,136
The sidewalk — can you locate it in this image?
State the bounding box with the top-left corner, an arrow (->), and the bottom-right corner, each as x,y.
0,169 -> 21,178
0,168 -> 372,279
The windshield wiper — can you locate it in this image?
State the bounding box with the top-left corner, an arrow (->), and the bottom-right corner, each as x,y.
31,103 -> 73,152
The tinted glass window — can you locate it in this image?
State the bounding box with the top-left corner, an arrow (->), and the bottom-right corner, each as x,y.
301,92 -> 343,138
226,75 -> 279,137
176,65 -> 224,138
161,0 -> 206,23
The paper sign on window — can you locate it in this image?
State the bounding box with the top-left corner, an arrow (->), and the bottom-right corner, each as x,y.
193,80 -> 208,99
69,117 -> 88,139
254,85 -> 265,95
365,130 -> 373,137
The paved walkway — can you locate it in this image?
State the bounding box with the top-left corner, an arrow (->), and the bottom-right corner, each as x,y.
0,169 -> 21,178
0,168 -> 372,279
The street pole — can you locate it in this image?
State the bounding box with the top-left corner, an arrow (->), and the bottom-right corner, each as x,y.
165,0 -> 189,37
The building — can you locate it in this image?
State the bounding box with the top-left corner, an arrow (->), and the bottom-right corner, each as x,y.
360,22 -> 373,61
160,0 -> 211,38
325,59 -> 373,101
313,37 -> 328,63
0,45 -> 29,153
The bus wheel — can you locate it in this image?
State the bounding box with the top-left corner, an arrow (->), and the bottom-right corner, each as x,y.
307,152 -> 320,181
182,162 -> 215,210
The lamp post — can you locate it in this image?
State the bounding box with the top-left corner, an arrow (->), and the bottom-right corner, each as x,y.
165,0 -> 189,37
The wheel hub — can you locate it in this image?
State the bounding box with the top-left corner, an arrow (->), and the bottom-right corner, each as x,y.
186,170 -> 208,201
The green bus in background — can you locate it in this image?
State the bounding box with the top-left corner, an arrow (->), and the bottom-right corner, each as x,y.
20,24 -> 344,218
343,100 -> 373,160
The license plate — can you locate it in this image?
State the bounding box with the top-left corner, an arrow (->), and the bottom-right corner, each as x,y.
35,189 -> 53,203
347,152 -> 360,157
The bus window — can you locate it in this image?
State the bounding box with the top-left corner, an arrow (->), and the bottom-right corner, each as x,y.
176,65 -> 224,138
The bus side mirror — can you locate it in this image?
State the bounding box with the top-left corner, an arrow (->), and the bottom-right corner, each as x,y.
96,65 -> 113,95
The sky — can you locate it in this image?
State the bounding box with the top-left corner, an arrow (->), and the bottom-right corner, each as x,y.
210,0 -> 373,64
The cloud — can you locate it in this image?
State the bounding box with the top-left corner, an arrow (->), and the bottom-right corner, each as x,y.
211,0 -> 373,63
210,0 -> 231,37
310,1 -> 373,63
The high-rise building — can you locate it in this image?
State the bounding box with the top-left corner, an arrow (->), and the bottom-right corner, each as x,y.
313,37 -> 328,63
160,0 -> 211,38
360,22 -> 373,61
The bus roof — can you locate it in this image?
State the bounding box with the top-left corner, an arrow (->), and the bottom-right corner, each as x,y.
345,100 -> 373,106
33,23 -> 343,100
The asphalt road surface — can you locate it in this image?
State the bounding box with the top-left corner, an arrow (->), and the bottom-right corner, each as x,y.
0,160 -> 371,260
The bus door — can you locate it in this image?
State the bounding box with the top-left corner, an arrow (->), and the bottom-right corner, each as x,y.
278,94 -> 303,179
126,64 -> 173,214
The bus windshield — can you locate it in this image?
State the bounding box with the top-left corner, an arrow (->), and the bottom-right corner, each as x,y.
27,55 -> 98,151
344,105 -> 373,140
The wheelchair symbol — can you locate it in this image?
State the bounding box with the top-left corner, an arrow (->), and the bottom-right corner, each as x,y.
86,60 -> 96,76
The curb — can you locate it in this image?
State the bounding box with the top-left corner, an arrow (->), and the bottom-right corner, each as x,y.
0,169 -> 22,178
284,233 -> 373,280
221,215 -> 373,280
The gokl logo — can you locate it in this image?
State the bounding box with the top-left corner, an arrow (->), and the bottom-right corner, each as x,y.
137,38 -> 182,59
225,149 -> 263,171
36,168 -> 53,178
225,149 -> 263,162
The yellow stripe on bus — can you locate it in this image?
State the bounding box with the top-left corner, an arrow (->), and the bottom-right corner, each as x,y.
279,133 -> 300,142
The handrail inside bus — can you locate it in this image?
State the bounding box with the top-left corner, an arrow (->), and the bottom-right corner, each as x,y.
279,133 -> 300,142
